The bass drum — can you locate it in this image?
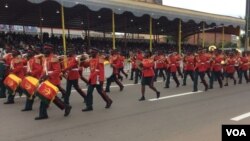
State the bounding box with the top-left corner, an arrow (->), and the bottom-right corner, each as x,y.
104,61 -> 113,78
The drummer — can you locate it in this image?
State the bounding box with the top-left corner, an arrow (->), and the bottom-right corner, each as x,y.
4,49 -> 24,104
21,49 -> 43,111
34,44 -> 71,120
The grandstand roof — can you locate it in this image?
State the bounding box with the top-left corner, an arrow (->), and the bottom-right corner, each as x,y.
0,0 -> 244,37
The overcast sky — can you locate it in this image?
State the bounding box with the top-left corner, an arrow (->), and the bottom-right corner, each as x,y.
163,0 -> 246,18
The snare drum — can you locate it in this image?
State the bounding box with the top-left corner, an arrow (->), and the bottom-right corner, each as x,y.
4,74 -> 22,92
20,76 -> 39,97
37,81 -> 59,104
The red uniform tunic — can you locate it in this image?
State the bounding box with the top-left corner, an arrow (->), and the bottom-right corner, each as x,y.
196,54 -> 207,72
110,55 -> 119,74
118,55 -> 125,69
43,54 -> 61,86
27,57 -> 43,79
175,54 -> 181,67
10,57 -> 25,79
86,57 -> 105,85
63,56 -> 80,80
212,56 -> 223,72
136,53 -> 143,61
154,55 -> 165,69
226,58 -> 236,73
169,55 -> 177,72
142,58 -> 154,77
205,53 -> 212,70
184,55 -> 195,71
240,57 -> 249,71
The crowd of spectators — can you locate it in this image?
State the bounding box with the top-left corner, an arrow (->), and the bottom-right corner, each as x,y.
0,32 -> 202,57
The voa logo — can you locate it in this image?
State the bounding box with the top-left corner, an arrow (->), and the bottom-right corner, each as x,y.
226,129 -> 247,136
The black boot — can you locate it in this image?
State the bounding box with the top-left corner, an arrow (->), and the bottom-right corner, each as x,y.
138,96 -> 145,101
82,106 -> 93,112
156,92 -> 160,99
4,94 -> 15,104
105,100 -> 113,109
64,104 -> 72,117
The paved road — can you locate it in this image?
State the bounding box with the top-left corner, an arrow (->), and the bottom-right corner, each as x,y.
0,77 -> 250,141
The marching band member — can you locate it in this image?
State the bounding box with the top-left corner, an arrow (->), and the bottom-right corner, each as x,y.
165,52 -> 180,88
182,51 -> 195,86
134,50 -> 143,84
82,49 -> 113,111
62,47 -> 87,109
224,53 -> 237,86
105,50 -> 124,93
35,44 -> 71,120
209,50 -> 223,89
154,51 -> 166,81
238,52 -> 249,84
21,49 -> 43,111
4,49 -> 24,104
193,50 -> 209,92
138,51 -> 160,101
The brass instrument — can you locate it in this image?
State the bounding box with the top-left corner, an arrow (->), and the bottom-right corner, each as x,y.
235,48 -> 242,54
208,45 -> 217,52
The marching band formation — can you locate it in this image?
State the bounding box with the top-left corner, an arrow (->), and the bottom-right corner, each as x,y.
0,44 -> 249,120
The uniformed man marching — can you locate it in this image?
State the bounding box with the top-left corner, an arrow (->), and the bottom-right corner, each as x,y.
82,49 -> 113,111
62,46 -> 87,109
35,44 -> 71,120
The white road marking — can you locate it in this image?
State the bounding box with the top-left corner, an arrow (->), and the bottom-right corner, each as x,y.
231,112 -> 250,121
148,91 -> 203,102
71,80 -> 163,92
